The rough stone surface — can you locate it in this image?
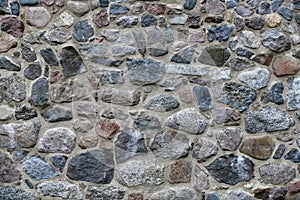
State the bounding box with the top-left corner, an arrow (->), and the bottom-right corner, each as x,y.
151,187 -> 199,200
0,186 -> 35,200
31,77 -> 49,106
169,160 -> 192,183
0,56 -> 20,71
287,77 -> 300,110
261,28 -> 291,52
95,119 -> 120,139
0,150 -> 21,183
193,86 -> 212,111
199,46 -> 231,67
216,127 -> 243,151
225,190 -> 254,200
100,88 -> 140,106
237,68 -> 270,89
194,166 -> 210,192
171,45 -> 197,64
27,7 -> 51,28
272,56 -> 299,76
86,186 -> 125,200
50,155 -> 67,172
144,93 -> 179,112
259,163 -> 296,185
0,17 -> 25,38
261,82 -> 284,104
240,30 -> 261,49
0,105 -> 14,121
41,105 -> 72,122
133,114 -> 161,131
284,148 -> 300,163
193,137 -> 218,162
15,104 -> 37,120
72,19 -> 94,42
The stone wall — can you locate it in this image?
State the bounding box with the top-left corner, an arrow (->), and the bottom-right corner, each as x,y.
1,0 -> 300,199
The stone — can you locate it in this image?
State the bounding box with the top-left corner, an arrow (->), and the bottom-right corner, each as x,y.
166,4 -> 183,15
15,104 -> 37,120
168,16 -> 187,25
261,28 -> 291,53
21,43 -> 36,62
234,17 -> 245,31
132,29 -> 146,56
22,155 -> 58,180
127,58 -> 165,85
78,135 -> 98,149
194,166 -> 210,192
102,107 -> 129,120
141,14 -> 157,27
171,45 -> 197,64
151,131 -> 190,159
0,121 -> 41,149
37,181 -> 82,200
169,160 -> 192,183
58,11 -> 74,27
278,7 -> 292,20
235,4 -> 253,16
150,44 -> 168,56
259,163 -> 296,185
20,0 -> 38,6
145,3 -> 166,15
50,155 -> 67,172
165,108 -> 207,135
0,38 -> 17,53
100,29 -> 119,42
206,154 -> 254,185
272,0 -> 283,10
31,77 -> 48,106
0,105 -> 14,120
288,181 -> 300,193
296,12 -> 300,24
0,17 -> 24,38
133,114 -> 161,131
227,58 -> 254,71
112,44 -> 136,57
209,0 -> 225,14
287,77 -> 300,111
100,0 -> 108,7
207,24 -> 234,42
128,193 -> 143,200
151,187 -> 198,200
67,1 -> 89,17
273,144 -> 286,159
193,86 -> 212,111
24,62 -> 41,80
199,46 -> 230,67
284,148 -> 300,163
86,186 -> 125,200
40,48 -> 58,66
110,4 -> 129,15
252,53 -> 273,66
67,149 -> 114,184
27,7 -> 51,28
0,150 -> 21,183
193,137 -> 218,162
184,0 -> 197,10
44,27 -> 72,44
225,190 -> 254,200
93,9 -> 109,28
240,136 -> 275,160
237,68 -> 270,89
257,2 -> 271,14
217,82 -> 257,112
0,74 -> 26,103
265,13 -> 282,28
144,93 -> 179,112
41,105 -> 72,122
115,128 -> 147,163
100,88 -> 140,106
72,19 -> 94,42
100,70 -> 124,85
118,159 -> 164,187
217,127 -> 242,151
212,108 -> 241,125
240,30 -> 260,49
0,56 -> 20,71
0,186 -> 35,200
261,82 -> 284,104
272,56 -> 299,76
116,16 -> 138,28
95,120 -> 119,139
245,16 -> 265,30
207,193 -> 220,200
131,3 -> 144,14
236,47 -> 254,59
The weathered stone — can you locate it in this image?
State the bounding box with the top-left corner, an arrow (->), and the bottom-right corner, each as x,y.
78,135 -> 98,149
100,88 -> 140,106
31,77 -> 49,106
209,0 -> 225,14
261,28 -> 291,53
235,4 -> 253,16
37,181 -> 82,200
212,108 -> 241,125
10,2 -> 19,16
128,193 -> 143,200
237,68 -> 270,89
95,119 -> 119,139
0,17 -> 24,38
0,186 -> 35,200
240,30 -> 260,49
184,0 -> 197,10
73,19 -> 94,42
217,82 -> 257,112
116,16 -> 138,28
41,105 -> 72,122
127,58 -> 165,85
20,0 -> 38,6
131,2 -> 144,14
168,15 -> 187,25
261,82 -> 284,104
227,58 -> 254,71
132,29 -> 146,55
0,74 -> 26,103
0,121 -> 41,149
284,148 -> 300,163
257,2 -> 271,14
245,16 -> 265,30
259,163 -> 296,185
133,114 -> 161,131
207,24 -> 234,42
50,155 -> 67,172
0,56 -> 20,71
24,62 -> 41,80
102,107 -> 129,120
21,43 -> 36,62
199,46 -> 231,67
273,144 -> 286,159
40,48 -> 58,66
0,105 -> 14,120
165,108 -> 207,135
225,190 -> 254,200
15,104 -> 37,120
206,154 -> 254,185
67,149 -> 114,184
194,166 -> 210,192
193,137 -> 218,162
255,187 -> 288,200
0,150 -> 21,183
22,155 -> 58,180
278,7 -> 292,20
217,127 -> 242,151
144,93 -> 179,112
150,44 -> 168,57
151,131 -> 190,159
193,86 -> 212,111
115,128 -> 147,163
151,187 -> 198,200
86,186 -> 125,200
118,159 -> 164,187
27,7 -> 51,28
272,56 -> 299,76
44,27 -> 72,44
207,193 -> 220,200
169,160 -> 192,183
67,1 -> 89,17
0,38 -> 17,53
252,53 -> 273,66
236,47 -> 254,59
112,44 -> 136,57
171,45 -> 196,64
234,17 -> 245,31
100,29 -> 119,42
287,77 -> 300,110
288,180 -> 300,193
245,105 -> 295,133
110,4 -> 129,15
265,13 -> 282,28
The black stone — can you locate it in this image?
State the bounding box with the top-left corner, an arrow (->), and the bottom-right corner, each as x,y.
272,0 -> 283,11
187,12 -> 201,27
284,148 -> 300,163
204,16 -> 224,24
236,47 -> 254,59
184,0 -> 197,10
41,105 -> 73,122
24,179 -> 33,189
171,45 -> 197,64
110,4 -> 129,15
261,82 -> 284,104
199,46 -> 231,67
10,2 -> 20,16
31,77 -> 49,106
0,56 -> 20,71
278,7 -> 292,20
67,150 -> 114,184
193,86 -> 211,111
50,155 -> 67,172
73,19 -> 94,42
273,144 -> 285,159
24,62 -> 41,80
11,150 -> 29,162
60,46 -> 86,77
21,43 -> 36,62
245,16 -> 265,30
207,24 -> 234,42
206,154 -> 254,185
15,105 -> 37,120
141,14 -> 157,27
257,2 -> 271,14
133,114 -> 161,131
296,12 -> 300,24
40,48 -> 59,66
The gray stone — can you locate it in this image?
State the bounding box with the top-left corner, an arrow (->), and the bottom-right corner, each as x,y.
0,150 -> 21,183
217,127 -> 243,151
0,17 -> 25,38
0,105 -> 14,120
261,28 -> 291,52
184,0 -> 197,10
166,64 -> 209,76
80,43 -> 108,58
127,58 -> 165,85
41,105 -> 72,122
168,16 -> 187,25
194,166 -> 210,192
259,163 -> 296,185
67,1 -> 89,17
151,187 -> 198,200
141,14 -> 157,27
240,30 -> 260,49
112,44 -> 136,57
116,16 -> 138,28
44,27 -> 72,44
132,29 -> 146,55
86,186 -> 125,200
31,77 -> 49,106
37,127 -> 76,154
24,62 -> 41,80
75,101 -> 98,120
50,155 -> 67,172
193,86 -> 212,111
237,68 -> 270,89
102,107 -> 129,120
150,44 -> 168,57
206,154 -> 254,185
37,181 -> 82,200
20,0 -> 38,6
244,105 -> 295,133
100,88 -> 140,106
15,104 -> 37,120
193,137 -> 218,162
209,0 -> 225,14
21,43 -> 36,62
72,19 -> 94,42
234,17 -> 245,32
169,160 -> 192,183
261,82 -> 284,104
235,4 -> 253,16
26,7 -> 51,28
171,45 -> 197,64
115,128 -> 148,163
284,148 -> 300,163
150,131 -> 190,159
110,4 -> 129,15
147,27 -> 165,44
133,114 -> 161,131
207,193 -> 220,200
118,159 -> 164,187
257,2 -> 271,14
236,47 -> 254,59
207,24 -> 234,42
273,144 -> 286,159
165,108 -> 207,135
245,16 -> 265,30
287,77 -> 300,110
0,186 -> 35,200
212,108 -> 241,125
22,155 -> 58,180
217,82 -> 257,112
100,70 -> 124,85
278,7 -> 292,20
67,149 -> 114,184
0,74 -> 26,103
144,93 -> 179,112
0,56 -> 20,71
225,190 -> 254,200
40,48 -> 58,66
199,46 -> 231,67
100,29 -> 120,42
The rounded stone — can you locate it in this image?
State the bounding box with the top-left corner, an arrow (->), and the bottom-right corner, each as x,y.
27,7 -> 51,28
261,28 -> 291,53
237,68 -> 270,89
193,137 -> 218,162
259,163 -> 296,185
144,93 -> 179,112
72,19 -> 94,42
266,13 -> 282,27
240,30 -> 260,49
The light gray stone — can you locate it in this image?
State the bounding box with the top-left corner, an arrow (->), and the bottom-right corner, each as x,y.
100,88 -> 140,106
287,76 -> 300,110
151,187 -> 198,200
112,44 -> 136,57
237,68 -> 270,89
144,93 -> 179,112
86,186 -> 125,200
193,137 -> 218,162
0,186 -> 35,200
0,105 -> 14,120
225,190 -> 254,200
259,163 -> 296,185
240,30 -> 260,49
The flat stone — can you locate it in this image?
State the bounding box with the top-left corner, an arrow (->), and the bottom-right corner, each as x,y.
0,150 -> 21,183
27,7 -> 51,28
245,16 -> 265,30
86,186 -> 125,200
225,190 -> 254,200
184,0 -> 197,10
112,44 -> 136,57
199,46 -> 231,67
193,86 -> 212,111
257,2 -> 271,14
132,29 -> 146,56
22,155 -> 58,181
165,108 -> 207,135
0,56 -> 20,71
93,9 -> 109,28
252,53 -> 273,66
217,127 -> 242,151
15,104 -> 37,120
150,44 -> 168,57
0,105 -> 14,120
40,48 -> 58,66
37,181 -> 82,200
209,0 -> 225,14
127,58 -> 165,85
50,155 -> 67,172
272,56 -> 299,76
0,38 -> 17,53
147,27 -> 165,44
0,17 -> 24,38
240,30 -> 260,49
67,149 -> 114,184
194,166 -> 210,192
95,120 -> 119,139
24,62 -> 41,80
116,16 -> 138,28
100,70 -> 124,85
133,114 -> 161,131
102,107 -> 129,120
171,45 -> 197,64
110,4 -> 129,15
245,105 -> 295,133
100,88 -> 140,106
151,131 -> 190,159
31,77 -> 49,106
20,0 -> 38,6
254,188 -> 287,200
44,27 -> 72,44
0,121 -> 41,149
206,154 -> 254,185
287,77 -> 300,111
273,144 -> 286,159
261,82 -> 284,104
235,4 -> 253,16
128,193 -> 143,200
78,135 -> 98,149
259,163 -> 296,185
115,128 -> 147,163
41,105 -> 72,122
21,43 -> 36,62
237,68 -> 270,89
67,1 -> 89,17
72,19 -> 94,42
169,160 -> 192,183
151,187 -> 198,200
217,82 -> 257,112
168,15 -> 187,25
145,3 -> 166,15
284,148 -> 300,163
0,186 -> 35,200
144,93 -> 179,112
207,24 -> 234,42
278,7 -> 292,20
141,14 -> 157,27
118,159 -> 164,187
236,47 -> 254,59
212,108 -> 241,125
60,46 -> 86,77
261,28 -> 291,53
193,137 -> 218,162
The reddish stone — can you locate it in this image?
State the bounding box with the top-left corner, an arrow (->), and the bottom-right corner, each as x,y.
288,181 -> 300,193
0,38 -> 17,53
169,160 -> 192,184
209,0 -> 225,15
128,193 -> 143,200
189,31 -> 205,43
95,120 -> 120,139
0,17 -> 25,38
78,135 -> 98,149
179,86 -> 193,104
254,187 -> 287,199
252,53 -> 273,66
272,56 -> 300,76
93,9 -> 109,28
0,150 -> 21,183
145,3 -> 166,15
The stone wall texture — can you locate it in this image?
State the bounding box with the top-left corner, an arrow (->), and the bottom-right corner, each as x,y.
1,0 -> 300,199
